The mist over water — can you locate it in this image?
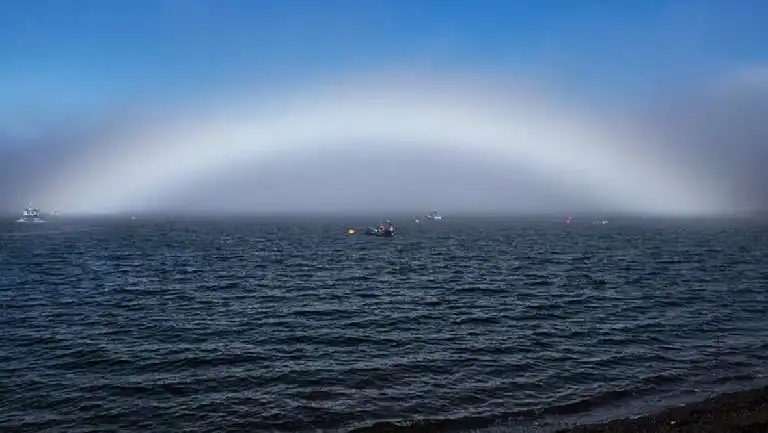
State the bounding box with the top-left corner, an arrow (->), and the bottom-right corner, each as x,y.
0,68 -> 767,216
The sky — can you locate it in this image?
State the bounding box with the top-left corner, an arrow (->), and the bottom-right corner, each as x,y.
1,0 -> 767,215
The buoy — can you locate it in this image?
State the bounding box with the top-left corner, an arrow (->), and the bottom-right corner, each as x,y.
347,228 -> 356,235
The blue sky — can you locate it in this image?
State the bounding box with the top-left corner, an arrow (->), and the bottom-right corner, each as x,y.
1,0 -> 767,137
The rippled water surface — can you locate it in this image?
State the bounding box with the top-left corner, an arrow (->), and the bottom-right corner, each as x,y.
2,216 -> 767,432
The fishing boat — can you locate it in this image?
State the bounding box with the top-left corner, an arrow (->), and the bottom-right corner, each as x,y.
18,203 -> 44,223
425,209 -> 442,220
364,220 -> 396,237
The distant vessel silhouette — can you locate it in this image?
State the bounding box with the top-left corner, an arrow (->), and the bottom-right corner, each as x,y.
426,209 -> 442,220
18,203 -> 45,223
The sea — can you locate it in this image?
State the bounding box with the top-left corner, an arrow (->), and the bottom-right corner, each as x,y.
1,215 -> 767,433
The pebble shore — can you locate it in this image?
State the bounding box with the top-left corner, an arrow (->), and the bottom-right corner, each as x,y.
556,386 -> 768,433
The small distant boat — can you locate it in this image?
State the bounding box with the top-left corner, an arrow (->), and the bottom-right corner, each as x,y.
413,216 -> 420,224
18,203 -> 45,223
364,220 -> 396,237
425,209 -> 442,221
363,227 -> 379,235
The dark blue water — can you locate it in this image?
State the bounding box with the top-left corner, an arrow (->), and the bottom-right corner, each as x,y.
1,216 -> 767,433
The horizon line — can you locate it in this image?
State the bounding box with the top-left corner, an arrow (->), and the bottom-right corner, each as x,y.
3,209 -> 768,220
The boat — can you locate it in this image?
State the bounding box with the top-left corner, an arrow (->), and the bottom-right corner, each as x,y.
425,209 -> 442,220
364,220 -> 396,237
18,204 -> 45,223
379,220 -> 395,237
363,226 -> 379,235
